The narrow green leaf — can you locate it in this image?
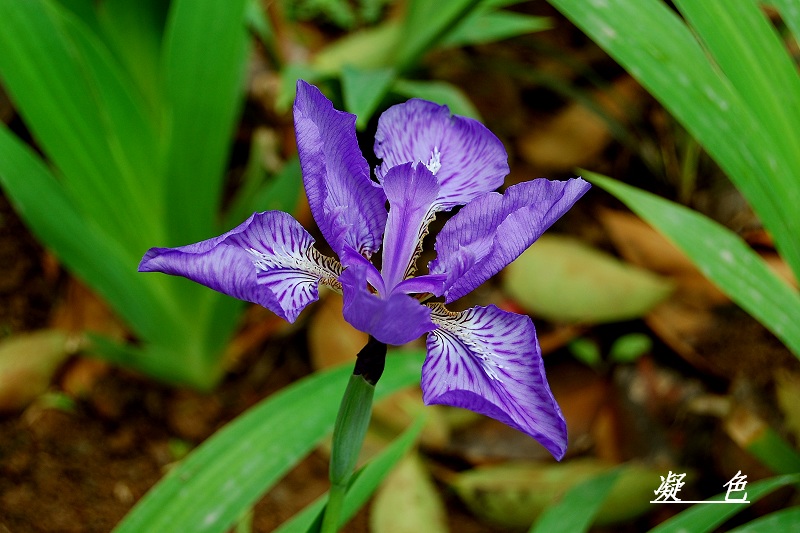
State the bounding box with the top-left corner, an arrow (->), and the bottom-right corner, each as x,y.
728,506 -> 800,532
649,474 -> 800,533
0,0 -> 162,249
114,352 -> 426,533
161,0 -> 250,243
441,10 -> 551,48
529,467 -> 623,533
547,0 -> 800,287
586,171 -> 800,358
275,416 -> 427,533
0,126 -> 176,345
341,66 -> 396,129
97,0 -> 168,112
312,22 -> 401,75
393,79 -> 481,119
394,0 -> 480,70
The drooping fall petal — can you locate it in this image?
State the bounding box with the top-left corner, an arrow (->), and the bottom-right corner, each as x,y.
430,177 -> 591,302
339,261 -> 436,346
422,304 -> 567,460
374,99 -> 508,210
294,80 -> 388,257
139,211 -> 341,322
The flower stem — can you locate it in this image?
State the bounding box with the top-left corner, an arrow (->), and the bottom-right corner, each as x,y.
321,337 -> 387,532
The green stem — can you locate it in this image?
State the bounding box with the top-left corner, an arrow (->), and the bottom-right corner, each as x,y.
320,337 -> 387,532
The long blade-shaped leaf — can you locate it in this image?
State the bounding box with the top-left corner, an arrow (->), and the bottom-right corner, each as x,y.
0,0 -> 163,250
161,0 -> 250,244
547,0 -> 800,283
0,126 -> 176,343
113,352 -> 426,533
586,171 -> 800,358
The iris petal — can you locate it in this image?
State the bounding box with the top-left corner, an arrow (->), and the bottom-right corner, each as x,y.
430,177 -> 591,302
422,304 -> 567,460
380,162 -> 440,290
339,262 -> 435,346
374,99 -> 509,210
294,80 -> 388,257
139,211 -> 340,322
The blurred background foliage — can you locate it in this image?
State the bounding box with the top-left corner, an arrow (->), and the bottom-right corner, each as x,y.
0,0 -> 798,531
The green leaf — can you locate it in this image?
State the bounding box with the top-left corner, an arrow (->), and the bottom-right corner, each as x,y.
586,171 -> 800,358
114,351 -> 426,533
529,467 -> 623,533
393,79 -> 481,120
313,22 -> 401,75
342,66 -> 396,129
546,0 -> 800,286
96,0 -> 168,112
161,0 -> 250,243
0,0 -> 162,250
275,416 -> 427,533
394,0 -> 480,70
649,474 -> 800,533
502,234 -> 673,323
728,506 -> 800,532
609,333 -> 652,363
0,126 -> 175,346
441,10 -> 551,48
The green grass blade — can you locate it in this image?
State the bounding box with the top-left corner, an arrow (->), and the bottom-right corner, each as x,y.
440,9 -> 551,47
0,126 -> 176,343
529,467 -> 623,533
728,506 -> 800,532
161,0 -> 250,243
547,0 -> 800,284
586,171 -> 800,358
274,416 -> 426,533
113,352 -> 426,533
0,0 -> 163,249
341,66 -> 396,129
770,0 -> 800,47
649,474 -> 800,533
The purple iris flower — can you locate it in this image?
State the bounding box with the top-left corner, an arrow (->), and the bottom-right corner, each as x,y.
139,80 -> 589,460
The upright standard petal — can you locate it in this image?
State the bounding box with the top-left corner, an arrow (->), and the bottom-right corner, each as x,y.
339,262 -> 435,346
294,80 -> 388,257
139,211 -> 341,323
422,304 -> 567,459
380,162 -> 440,290
374,99 -> 509,210
430,177 -> 591,302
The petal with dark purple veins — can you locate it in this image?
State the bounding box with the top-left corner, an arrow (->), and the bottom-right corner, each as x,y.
294,80 -> 388,257
339,262 -> 435,346
430,177 -> 591,302
139,211 -> 341,322
374,99 -> 508,210
380,162 -> 440,290
422,304 -> 567,460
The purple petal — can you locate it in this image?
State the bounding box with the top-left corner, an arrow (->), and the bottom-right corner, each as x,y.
139,211 -> 341,322
430,177 -> 591,302
422,304 -> 567,459
339,262 -> 435,346
294,80 -> 388,257
374,99 -> 509,210
380,162 -> 440,290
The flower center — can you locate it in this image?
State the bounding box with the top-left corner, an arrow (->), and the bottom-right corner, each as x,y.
425,147 -> 442,175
